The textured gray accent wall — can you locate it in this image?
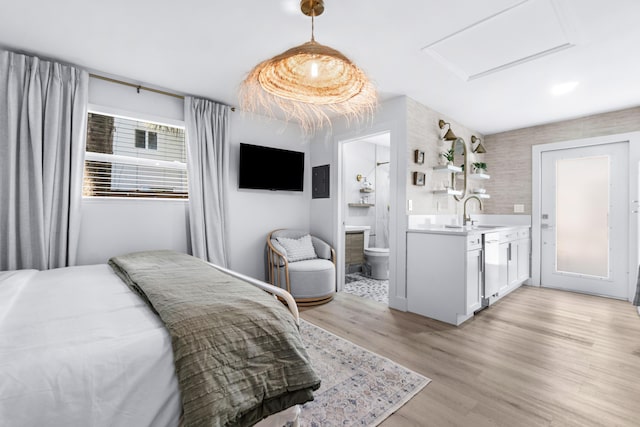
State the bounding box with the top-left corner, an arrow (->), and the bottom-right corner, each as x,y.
483,106 -> 640,215
406,97 -> 484,215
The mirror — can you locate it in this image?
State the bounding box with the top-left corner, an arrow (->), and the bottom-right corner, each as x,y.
450,137 -> 467,201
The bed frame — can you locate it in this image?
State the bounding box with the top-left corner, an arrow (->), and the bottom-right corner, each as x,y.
208,263 -> 300,324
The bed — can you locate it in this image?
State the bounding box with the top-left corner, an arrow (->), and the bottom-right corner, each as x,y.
0,250 -> 320,426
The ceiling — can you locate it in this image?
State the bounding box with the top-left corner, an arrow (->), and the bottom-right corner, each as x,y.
1,0 -> 639,135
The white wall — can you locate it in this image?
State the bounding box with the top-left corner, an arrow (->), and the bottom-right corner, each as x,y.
77,198 -> 189,265
78,76 -> 189,265
79,77 -> 310,280
344,140 -> 377,230
310,96 -> 408,310
88,77 -> 184,121
226,113 -> 310,280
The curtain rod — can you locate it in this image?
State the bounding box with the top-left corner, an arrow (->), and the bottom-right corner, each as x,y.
88,73 -> 236,111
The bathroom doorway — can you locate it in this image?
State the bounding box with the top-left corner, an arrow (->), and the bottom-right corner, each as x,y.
339,132 -> 391,305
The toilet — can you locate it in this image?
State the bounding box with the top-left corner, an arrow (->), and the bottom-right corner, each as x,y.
364,247 -> 389,280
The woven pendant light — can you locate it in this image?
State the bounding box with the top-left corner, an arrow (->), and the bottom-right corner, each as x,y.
239,0 -> 377,133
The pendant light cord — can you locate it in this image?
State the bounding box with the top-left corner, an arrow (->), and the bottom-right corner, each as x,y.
311,11 -> 315,42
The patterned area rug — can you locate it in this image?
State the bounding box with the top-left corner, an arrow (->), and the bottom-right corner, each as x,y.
295,319 -> 430,426
343,273 -> 389,305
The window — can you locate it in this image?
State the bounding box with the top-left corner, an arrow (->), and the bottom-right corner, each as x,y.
134,129 -> 158,150
135,129 -> 145,148
83,112 -> 188,199
148,132 -> 158,150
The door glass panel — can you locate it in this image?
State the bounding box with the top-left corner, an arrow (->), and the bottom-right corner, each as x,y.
555,156 -> 609,277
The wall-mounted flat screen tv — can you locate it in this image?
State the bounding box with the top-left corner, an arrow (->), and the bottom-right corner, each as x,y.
238,143 -> 304,191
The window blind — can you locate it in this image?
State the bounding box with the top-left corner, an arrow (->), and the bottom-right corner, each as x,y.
84,112 -> 188,199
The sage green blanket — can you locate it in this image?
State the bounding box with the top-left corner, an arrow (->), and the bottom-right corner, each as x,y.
108,250 -> 320,427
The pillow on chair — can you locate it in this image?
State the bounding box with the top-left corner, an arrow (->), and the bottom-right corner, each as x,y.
276,234 -> 318,262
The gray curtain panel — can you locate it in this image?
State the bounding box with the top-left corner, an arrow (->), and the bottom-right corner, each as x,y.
0,49 -> 88,270
184,97 -> 230,267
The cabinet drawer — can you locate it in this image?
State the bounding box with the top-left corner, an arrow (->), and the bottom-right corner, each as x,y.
467,234 -> 482,251
517,228 -> 530,239
500,230 -> 518,242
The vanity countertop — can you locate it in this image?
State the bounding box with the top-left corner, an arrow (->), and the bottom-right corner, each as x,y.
407,224 -> 528,236
345,225 -> 371,232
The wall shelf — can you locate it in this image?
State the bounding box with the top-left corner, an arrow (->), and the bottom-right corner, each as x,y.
468,172 -> 490,180
432,189 -> 463,196
348,203 -> 375,208
433,164 -> 462,173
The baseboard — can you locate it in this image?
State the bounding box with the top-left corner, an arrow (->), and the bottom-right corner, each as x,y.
389,296 -> 407,311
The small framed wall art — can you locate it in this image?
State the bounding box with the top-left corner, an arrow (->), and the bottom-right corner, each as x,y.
413,171 -> 425,186
414,149 -> 425,164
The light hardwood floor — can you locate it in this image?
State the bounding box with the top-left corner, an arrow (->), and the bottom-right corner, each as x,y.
300,286 -> 640,426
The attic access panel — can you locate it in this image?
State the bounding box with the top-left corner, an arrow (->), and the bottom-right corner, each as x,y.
422,0 -> 574,80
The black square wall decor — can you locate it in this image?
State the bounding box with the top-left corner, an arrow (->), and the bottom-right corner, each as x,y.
312,165 -> 330,199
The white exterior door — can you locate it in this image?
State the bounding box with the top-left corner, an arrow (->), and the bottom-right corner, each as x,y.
540,142 -> 628,298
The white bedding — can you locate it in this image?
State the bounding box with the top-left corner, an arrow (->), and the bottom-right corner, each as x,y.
0,264 -> 301,426
0,265 -> 182,426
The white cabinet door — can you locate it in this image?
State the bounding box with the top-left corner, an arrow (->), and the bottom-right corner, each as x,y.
498,242 -> 509,293
466,248 -> 482,314
517,239 -> 530,283
508,242 -> 519,287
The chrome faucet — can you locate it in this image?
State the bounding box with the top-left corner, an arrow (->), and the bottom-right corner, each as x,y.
463,196 -> 483,226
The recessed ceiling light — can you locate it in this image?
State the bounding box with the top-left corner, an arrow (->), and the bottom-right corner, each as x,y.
551,81 -> 579,96
281,0 -> 300,15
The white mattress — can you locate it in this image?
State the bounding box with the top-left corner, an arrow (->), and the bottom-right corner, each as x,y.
0,264 -> 182,426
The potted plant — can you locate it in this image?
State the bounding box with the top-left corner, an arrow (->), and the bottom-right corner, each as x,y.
440,148 -> 455,165
472,162 -> 487,174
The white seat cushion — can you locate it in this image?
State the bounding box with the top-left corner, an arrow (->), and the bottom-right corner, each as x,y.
279,259 -> 335,299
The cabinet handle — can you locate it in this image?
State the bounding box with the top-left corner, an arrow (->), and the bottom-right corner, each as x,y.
479,250 -> 484,273
508,243 -> 512,261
